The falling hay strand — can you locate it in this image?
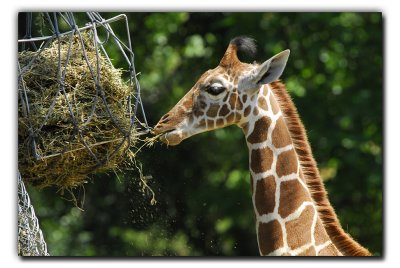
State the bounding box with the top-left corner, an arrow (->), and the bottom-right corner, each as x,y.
18,31 -> 139,188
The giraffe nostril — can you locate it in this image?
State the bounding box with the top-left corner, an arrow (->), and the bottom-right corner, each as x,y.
161,114 -> 170,121
158,114 -> 171,125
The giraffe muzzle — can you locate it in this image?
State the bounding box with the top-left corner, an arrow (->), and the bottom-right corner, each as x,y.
153,127 -> 184,146
153,119 -> 186,146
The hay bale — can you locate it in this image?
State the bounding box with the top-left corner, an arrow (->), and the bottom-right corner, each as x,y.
18,32 -> 137,188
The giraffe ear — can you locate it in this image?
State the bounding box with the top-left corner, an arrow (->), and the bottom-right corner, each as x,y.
254,49 -> 290,85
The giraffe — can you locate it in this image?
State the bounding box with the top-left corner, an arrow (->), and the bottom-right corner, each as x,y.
153,36 -> 372,256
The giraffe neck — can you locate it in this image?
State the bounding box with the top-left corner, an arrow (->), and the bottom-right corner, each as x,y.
240,84 -> 340,256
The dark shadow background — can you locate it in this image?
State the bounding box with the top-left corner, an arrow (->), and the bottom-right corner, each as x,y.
19,12 -> 382,256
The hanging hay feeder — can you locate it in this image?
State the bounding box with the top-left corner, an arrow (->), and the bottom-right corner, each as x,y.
18,31 -> 140,188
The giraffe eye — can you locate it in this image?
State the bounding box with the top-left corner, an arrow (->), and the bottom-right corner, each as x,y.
206,83 -> 226,96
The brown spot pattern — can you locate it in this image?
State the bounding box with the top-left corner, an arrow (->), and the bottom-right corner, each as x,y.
242,94 -> 247,103
219,104 -> 230,117
226,113 -> 235,124
258,97 -> 269,111
243,105 -> 251,117
270,93 -> 280,114
199,99 -> 207,109
222,92 -> 230,102
258,220 -> 284,255
246,117 -> 271,144
207,119 -> 215,129
298,246 -> 316,256
253,107 -> 259,116
285,205 -> 314,250
314,218 -> 329,245
235,113 -> 242,121
272,117 -> 292,148
177,106 -> 186,115
193,108 -> 204,117
318,243 -> 339,256
229,93 -> 243,110
188,115 -> 194,125
279,179 -> 311,219
182,97 -> 193,110
241,122 -> 249,134
216,118 -> 224,127
198,119 -> 206,128
206,104 -> 219,117
276,149 -> 298,177
250,147 -> 273,174
255,176 -> 276,215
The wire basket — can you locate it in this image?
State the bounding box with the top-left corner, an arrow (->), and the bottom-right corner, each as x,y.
18,12 -> 149,188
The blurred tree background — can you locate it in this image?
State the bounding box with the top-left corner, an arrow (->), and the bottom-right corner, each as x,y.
18,12 -> 382,256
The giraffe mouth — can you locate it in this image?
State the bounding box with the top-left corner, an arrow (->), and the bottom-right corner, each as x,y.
155,128 -> 185,146
153,119 -> 185,146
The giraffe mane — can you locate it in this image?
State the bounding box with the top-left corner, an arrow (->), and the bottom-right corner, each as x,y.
270,80 -> 372,256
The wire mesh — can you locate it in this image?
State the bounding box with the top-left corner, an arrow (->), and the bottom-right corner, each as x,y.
18,171 -> 49,256
18,12 -> 150,160
18,12 -> 151,188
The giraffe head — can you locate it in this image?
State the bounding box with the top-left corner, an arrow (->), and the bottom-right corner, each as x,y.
153,37 -> 290,145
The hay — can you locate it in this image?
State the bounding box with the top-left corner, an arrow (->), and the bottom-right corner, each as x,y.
18,31 -> 138,188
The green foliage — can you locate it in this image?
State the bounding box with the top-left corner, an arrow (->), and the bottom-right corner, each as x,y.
24,12 -> 382,256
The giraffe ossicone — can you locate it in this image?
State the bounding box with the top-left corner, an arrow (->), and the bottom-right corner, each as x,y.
153,36 -> 372,256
